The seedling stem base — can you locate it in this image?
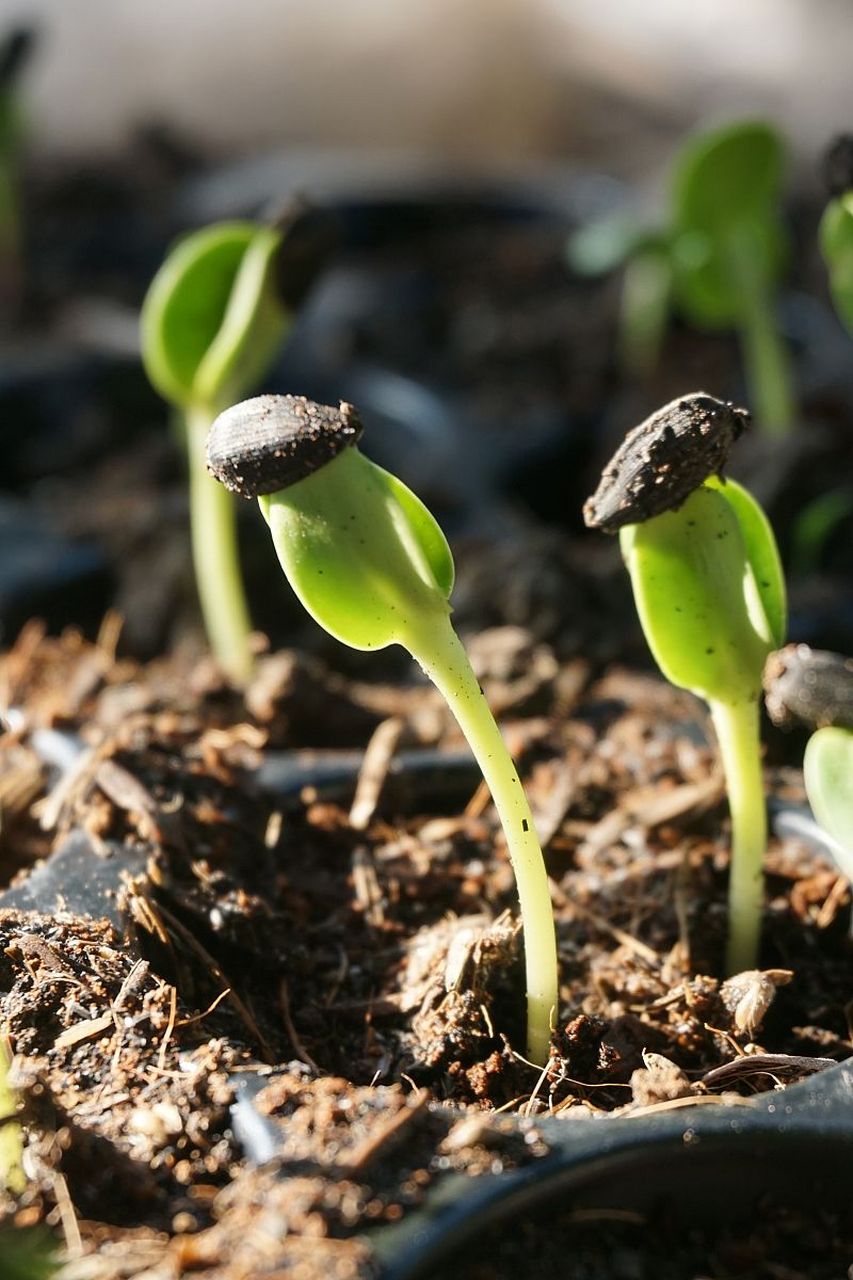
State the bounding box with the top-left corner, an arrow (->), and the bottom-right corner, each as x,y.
711,697 -> 767,974
405,614 -> 558,1064
187,404 -> 253,684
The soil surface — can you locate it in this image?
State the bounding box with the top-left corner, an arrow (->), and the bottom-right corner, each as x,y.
1,622 -> 850,1278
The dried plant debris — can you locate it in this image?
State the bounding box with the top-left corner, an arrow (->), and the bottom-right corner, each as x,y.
1,630 -> 851,1277
718,967 -> 793,1039
583,393 -> 748,533
764,643 -> 853,731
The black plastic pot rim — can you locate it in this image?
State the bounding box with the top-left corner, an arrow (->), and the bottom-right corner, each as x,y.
371,1056 -> 853,1280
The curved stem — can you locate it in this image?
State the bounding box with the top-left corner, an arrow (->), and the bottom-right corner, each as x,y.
404,613 -> 558,1064
186,404 -> 253,684
710,698 -> 767,974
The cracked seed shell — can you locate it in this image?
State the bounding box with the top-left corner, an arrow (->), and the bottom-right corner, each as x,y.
206,395 -> 364,498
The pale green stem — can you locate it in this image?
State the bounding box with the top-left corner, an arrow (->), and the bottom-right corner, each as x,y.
729,232 -> 795,436
710,698 -> 767,974
403,613 -> 558,1064
186,404 -> 253,684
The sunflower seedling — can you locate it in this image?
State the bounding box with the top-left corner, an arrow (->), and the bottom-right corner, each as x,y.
764,644 -> 853,880
567,214 -> 672,377
585,393 -> 787,973
819,135 -> 853,335
569,122 -> 795,433
207,394 -> 559,1064
141,205 -> 332,682
0,28 -> 35,314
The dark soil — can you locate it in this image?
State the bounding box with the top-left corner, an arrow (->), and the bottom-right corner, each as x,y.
1,623 -> 850,1278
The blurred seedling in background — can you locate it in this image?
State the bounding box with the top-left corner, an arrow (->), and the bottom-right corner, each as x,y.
0,1036 -> 24,1196
569,122 -> 795,435
0,1229 -> 59,1280
206,395 -> 559,1065
568,211 -> 673,379
819,134 -> 853,336
789,486 -> 853,578
585,393 -> 786,974
141,205 -> 333,683
0,27 -> 36,316
0,1040 -> 56,1274
764,644 -> 853,889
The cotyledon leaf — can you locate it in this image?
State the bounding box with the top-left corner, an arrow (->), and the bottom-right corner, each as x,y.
705,474 -> 786,648
804,727 -> 853,867
619,484 -> 772,704
259,447 -> 454,651
141,222 -> 258,408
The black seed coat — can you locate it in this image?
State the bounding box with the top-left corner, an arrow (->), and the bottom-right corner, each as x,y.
763,644 -> 853,732
207,395 -> 363,498
823,135 -> 853,199
269,198 -> 339,310
583,393 -> 749,534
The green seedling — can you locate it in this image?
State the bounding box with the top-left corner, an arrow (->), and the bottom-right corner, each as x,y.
671,121 -> 794,435
585,394 -> 786,973
764,643 -> 853,881
790,487 -> 853,578
0,1042 -> 60,1275
142,219 -> 288,681
804,728 -> 853,869
568,122 -> 795,433
0,1036 -> 24,1195
568,215 -> 672,376
819,136 -> 853,334
207,395 -> 559,1064
0,28 -> 35,314
0,1228 -> 59,1280
142,206 -> 332,681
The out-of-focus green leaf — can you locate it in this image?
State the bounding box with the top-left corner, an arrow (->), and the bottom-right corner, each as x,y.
820,193 -> 853,334
805,727 -> 853,866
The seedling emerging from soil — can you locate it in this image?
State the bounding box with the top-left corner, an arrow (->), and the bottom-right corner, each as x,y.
819,135 -> 853,335
142,207 -> 330,682
569,122 -> 795,433
585,394 -> 787,973
207,394 -> 559,1064
765,644 -> 853,875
